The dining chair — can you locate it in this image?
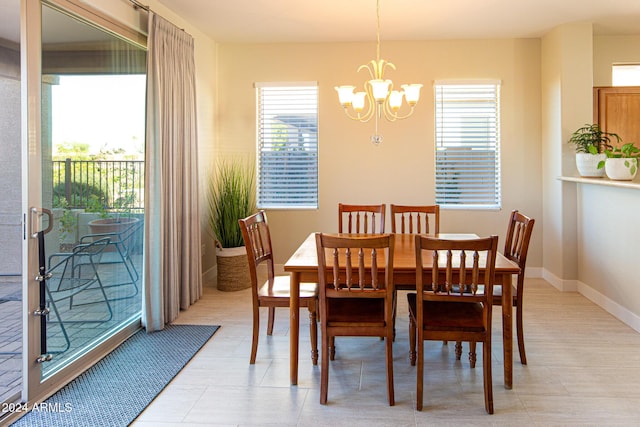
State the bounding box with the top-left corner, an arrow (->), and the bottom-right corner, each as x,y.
461,210 -> 535,366
338,203 -> 386,233
315,232 -> 396,405
390,204 -> 440,234
408,234 -> 498,413
239,211 -> 318,365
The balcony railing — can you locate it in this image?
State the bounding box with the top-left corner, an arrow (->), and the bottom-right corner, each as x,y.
53,158 -> 144,211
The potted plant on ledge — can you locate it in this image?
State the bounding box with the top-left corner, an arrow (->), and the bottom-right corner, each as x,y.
568,124 -> 620,178
86,192 -> 140,239
207,158 -> 256,291
597,142 -> 640,181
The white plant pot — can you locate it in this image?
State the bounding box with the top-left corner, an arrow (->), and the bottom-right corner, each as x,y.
575,153 -> 606,178
604,157 -> 638,181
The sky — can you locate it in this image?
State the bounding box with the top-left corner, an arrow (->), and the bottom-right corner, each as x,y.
51,74 -> 146,158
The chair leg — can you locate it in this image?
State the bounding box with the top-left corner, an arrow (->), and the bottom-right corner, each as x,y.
483,339 -> 494,414
416,333 -> 424,411
455,341 -> 462,360
250,307 -> 260,364
309,302 -> 318,365
329,336 -> 336,360
385,327 -> 395,406
267,307 -> 275,335
516,304 -> 527,365
409,313 -> 416,366
320,331 -> 330,404
392,290 -> 397,341
468,341 -> 477,368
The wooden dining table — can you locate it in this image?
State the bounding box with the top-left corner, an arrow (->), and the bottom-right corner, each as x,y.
283,232 -> 521,389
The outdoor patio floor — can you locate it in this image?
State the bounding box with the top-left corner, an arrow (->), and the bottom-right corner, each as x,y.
0,256 -> 142,405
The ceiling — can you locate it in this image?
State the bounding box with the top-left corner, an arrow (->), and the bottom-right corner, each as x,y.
156,0 -> 640,43
2,0 -> 640,47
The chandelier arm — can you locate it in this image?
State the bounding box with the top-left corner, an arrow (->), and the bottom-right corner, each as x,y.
341,108 -> 375,123
358,62 -> 377,80
341,85 -> 376,122
382,103 -> 417,121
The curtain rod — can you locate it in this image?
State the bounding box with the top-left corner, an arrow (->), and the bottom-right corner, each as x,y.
128,0 -> 150,12
127,0 -> 186,32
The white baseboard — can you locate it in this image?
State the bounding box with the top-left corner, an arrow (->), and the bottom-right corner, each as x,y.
541,269 -> 578,292
540,268 -> 640,333
576,280 -> 640,333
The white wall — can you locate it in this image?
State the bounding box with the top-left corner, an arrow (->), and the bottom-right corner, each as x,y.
217,39 -> 543,265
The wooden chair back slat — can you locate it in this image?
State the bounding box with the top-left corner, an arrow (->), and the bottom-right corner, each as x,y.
390,204 -> 440,234
339,203 -> 386,234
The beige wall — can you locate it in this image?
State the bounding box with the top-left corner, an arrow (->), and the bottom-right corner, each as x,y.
594,35 -> 640,87
217,39 -> 543,266
541,23 -> 593,285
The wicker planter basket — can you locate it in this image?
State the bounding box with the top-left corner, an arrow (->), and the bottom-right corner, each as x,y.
216,246 -> 251,291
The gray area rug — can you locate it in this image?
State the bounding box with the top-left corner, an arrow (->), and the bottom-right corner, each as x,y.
11,324 -> 219,427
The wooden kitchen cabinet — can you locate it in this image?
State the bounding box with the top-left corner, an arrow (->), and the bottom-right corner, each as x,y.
594,86 -> 640,147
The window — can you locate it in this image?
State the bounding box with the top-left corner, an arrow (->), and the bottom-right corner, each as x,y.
256,82 -> 318,209
434,81 -> 501,209
612,63 -> 640,86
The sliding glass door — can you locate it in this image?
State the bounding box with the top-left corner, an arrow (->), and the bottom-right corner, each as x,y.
22,0 -> 147,405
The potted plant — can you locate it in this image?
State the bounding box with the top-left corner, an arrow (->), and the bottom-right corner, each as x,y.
568,124 -> 620,177
86,193 -> 140,248
597,142 -> 640,181
207,158 -> 256,291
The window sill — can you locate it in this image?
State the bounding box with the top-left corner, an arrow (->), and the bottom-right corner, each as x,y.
559,175 -> 640,190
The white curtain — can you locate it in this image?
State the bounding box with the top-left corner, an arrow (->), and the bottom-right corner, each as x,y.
143,13 -> 202,331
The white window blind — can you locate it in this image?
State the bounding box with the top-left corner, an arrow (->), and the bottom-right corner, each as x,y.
434,82 -> 501,209
256,82 -> 318,209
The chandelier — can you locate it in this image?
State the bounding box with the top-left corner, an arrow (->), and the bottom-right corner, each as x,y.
334,0 -> 423,145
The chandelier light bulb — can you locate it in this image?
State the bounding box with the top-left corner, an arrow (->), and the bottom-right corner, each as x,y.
389,90 -> 403,111
335,85 -> 356,107
352,92 -> 367,112
402,83 -> 423,105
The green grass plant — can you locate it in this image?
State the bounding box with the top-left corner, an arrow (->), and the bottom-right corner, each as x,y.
208,159 -> 256,248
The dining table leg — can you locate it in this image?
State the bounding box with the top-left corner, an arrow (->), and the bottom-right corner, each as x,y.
502,272 -> 513,389
290,271 -> 300,385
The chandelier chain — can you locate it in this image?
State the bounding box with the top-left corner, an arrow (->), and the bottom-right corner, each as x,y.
376,0 -> 381,62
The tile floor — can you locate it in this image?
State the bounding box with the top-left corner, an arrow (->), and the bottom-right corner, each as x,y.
133,278 -> 640,426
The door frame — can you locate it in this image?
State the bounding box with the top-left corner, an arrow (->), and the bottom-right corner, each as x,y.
19,0 -> 144,412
